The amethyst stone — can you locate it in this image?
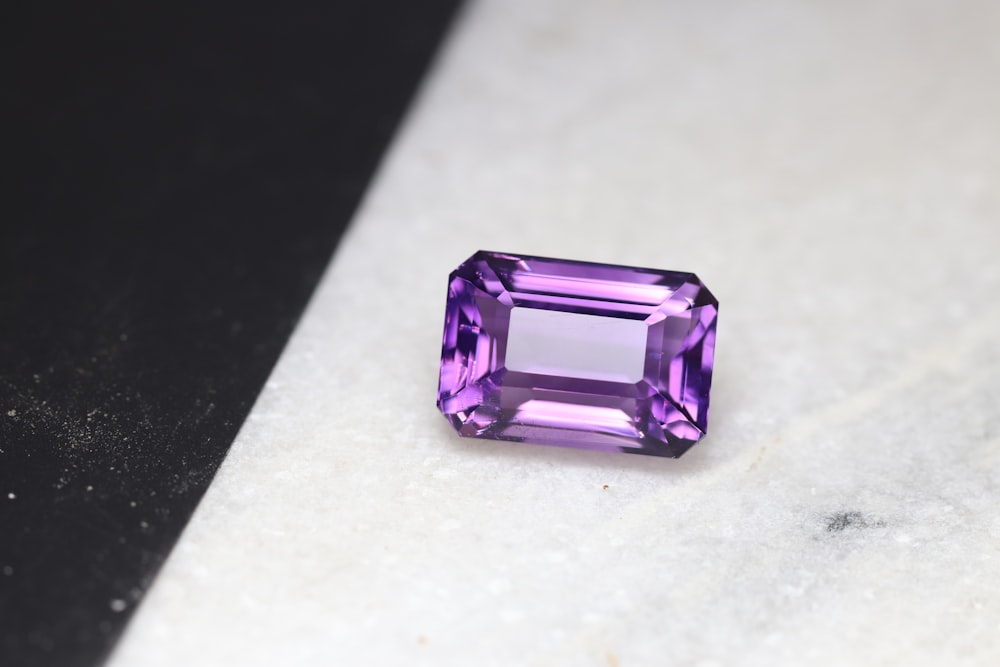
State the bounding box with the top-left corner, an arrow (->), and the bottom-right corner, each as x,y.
436,251 -> 718,458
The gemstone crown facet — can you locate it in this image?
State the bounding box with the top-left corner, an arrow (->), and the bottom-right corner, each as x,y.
436,251 -> 718,457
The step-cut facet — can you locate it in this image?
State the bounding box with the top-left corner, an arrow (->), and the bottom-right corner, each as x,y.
436,251 -> 718,458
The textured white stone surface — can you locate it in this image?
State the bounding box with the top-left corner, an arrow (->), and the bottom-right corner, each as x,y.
111,0 -> 1000,665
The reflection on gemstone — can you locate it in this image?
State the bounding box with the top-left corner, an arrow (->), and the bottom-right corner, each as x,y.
436,251 -> 719,458
505,307 -> 648,383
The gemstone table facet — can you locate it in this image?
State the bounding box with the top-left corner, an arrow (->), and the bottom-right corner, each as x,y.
436,251 -> 719,457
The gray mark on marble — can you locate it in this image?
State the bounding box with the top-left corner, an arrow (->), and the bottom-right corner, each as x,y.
825,511 -> 886,532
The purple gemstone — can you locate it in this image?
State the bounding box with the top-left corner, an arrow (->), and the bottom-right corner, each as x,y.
436,251 -> 719,458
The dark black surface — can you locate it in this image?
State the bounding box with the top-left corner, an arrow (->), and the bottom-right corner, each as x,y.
0,2 -> 460,665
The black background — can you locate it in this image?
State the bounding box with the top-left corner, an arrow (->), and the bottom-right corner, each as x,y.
0,2 -> 460,665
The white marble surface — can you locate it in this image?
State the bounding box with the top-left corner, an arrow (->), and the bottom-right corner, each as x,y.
111,0 -> 1000,665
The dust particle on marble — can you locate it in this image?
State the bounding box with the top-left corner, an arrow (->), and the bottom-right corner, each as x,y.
6,409 -> 15,417
6,493 -> 14,500
110,599 -> 127,612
